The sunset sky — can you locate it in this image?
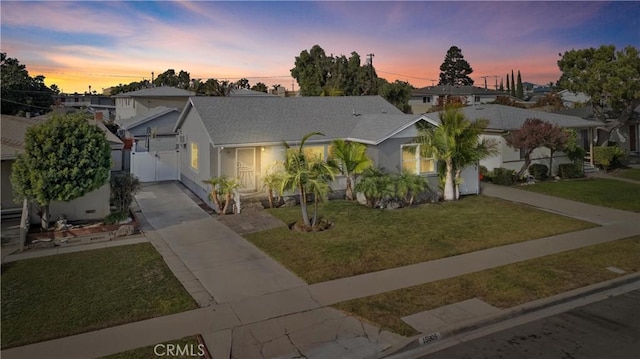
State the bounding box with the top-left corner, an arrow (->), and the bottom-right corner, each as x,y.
1,1 -> 638,94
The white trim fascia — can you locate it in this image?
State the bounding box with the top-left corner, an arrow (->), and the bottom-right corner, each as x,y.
369,114 -> 440,145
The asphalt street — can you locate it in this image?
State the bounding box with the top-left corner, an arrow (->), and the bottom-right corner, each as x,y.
423,289 -> 640,359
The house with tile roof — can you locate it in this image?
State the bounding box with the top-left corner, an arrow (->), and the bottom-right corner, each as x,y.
173,96 -> 465,207
1,114 -> 123,221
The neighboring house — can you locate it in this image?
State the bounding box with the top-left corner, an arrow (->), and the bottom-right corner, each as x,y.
557,90 -> 590,108
0,114 -> 122,222
53,93 -> 115,120
410,85 -> 508,114
113,86 -> 195,121
173,96 -> 481,208
422,105 -> 599,174
558,105 -> 640,160
114,106 -> 180,152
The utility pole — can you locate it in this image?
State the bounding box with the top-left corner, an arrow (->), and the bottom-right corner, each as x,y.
481,76 -> 489,89
367,53 -> 375,94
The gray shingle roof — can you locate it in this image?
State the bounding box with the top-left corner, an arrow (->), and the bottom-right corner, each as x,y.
176,96 -> 420,146
423,105 -> 599,131
115,106 -> 179,130
112,86 -> 195,98
1,115 -> 48,159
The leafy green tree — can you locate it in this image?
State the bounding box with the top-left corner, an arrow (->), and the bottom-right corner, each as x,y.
516,70 -> 524,99
378,79 -> 413,113
291,45 -> 378,97
235,78 -> 250,89
414,106 -> 496,200
251,82 -> 268,93
11,113 -> 112,229
438,46 -> 474,86
558,45 -> 640,143
1,53 -> 55,115
328,139 -> 373,200
277,132 -> 335,227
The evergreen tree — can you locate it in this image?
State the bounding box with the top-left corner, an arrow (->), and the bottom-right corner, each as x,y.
499,79 -> 504,91
510,70 -> 516,97
516,70 -> 524,99
506,74 -> 510,93
437,46 -> 474,86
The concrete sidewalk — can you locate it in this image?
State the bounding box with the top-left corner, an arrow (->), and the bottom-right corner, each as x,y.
3,181 -> 638,359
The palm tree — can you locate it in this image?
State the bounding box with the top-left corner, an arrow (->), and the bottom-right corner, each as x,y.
354,167 -> 394,208
394,171 -> 429,206
328,139 -> 373,200
202,176 -> 241,214
415,106 -> 496,201
278,132 -> 335,227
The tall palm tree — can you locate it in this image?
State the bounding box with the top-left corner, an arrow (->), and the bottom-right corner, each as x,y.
328,139 -> 373,200
278,132 -> 335,227
415,106 -> 496,201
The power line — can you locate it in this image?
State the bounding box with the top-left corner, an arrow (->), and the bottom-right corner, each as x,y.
376,69 -> 437,82
1,98 -> 52,110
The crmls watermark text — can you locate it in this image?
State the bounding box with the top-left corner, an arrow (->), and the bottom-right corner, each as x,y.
154,343 -> 206,357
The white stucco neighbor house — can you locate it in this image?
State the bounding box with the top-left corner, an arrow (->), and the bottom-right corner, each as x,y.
172,96 -> 481,208
113,86 -> 196,121
421,105 -> 600,174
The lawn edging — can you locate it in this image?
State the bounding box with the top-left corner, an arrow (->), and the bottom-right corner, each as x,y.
383,272 -> 640,358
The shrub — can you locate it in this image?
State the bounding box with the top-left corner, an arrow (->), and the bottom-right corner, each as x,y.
528,164 -> 549,181
594,146 -> 627,172
491,167 -> 515,186
105,210 -> 128,225
479,165 -> 490,182
558,163 -> 584,179
111,173 -> 141,213
354,168 -> 394,208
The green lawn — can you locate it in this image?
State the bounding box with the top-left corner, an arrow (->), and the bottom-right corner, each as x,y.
521,178 -> 640,212
246,196 -> 596,283
102,336 -> 205,359
1,243 -> 197,349
612,168 -> 640,182
334,236 -> 640,336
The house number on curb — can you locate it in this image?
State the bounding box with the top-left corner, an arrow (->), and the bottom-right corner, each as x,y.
418,332 -> 441,345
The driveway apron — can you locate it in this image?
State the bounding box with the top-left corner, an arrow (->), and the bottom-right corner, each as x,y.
134,182 -> 306,304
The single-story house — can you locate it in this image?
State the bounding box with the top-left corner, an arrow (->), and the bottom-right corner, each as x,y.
115,106 -> 181,152
1,114 -> 122,222
410,85 -> 508,114
421,105 -> 600,174
173,96 -> 481,208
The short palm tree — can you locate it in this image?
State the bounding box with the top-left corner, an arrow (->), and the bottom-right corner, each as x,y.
328,139 -> 373,200
394,171 -> 429,206
202,176 -> 241,214
278,132 -> 335,227
415,106 -> 496,201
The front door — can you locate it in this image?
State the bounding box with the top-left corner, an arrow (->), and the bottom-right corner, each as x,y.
236,148 -> 256,191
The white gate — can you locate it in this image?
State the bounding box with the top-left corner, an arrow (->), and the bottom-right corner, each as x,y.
130,150 -> 179,182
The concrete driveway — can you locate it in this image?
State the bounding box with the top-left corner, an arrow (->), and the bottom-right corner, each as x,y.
134,182 -> 306,304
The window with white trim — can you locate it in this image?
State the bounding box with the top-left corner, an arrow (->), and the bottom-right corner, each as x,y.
401,144 -> 436,174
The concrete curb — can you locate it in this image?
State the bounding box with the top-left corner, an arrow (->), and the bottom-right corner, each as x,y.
381,272 -> 640,358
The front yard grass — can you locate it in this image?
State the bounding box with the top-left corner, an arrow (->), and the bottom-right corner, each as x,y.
1,243 -> 197,349
333,236 -> 640,336
245,196 -> 596,283
521,178 -> 640,212
611,168 -> 640,182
